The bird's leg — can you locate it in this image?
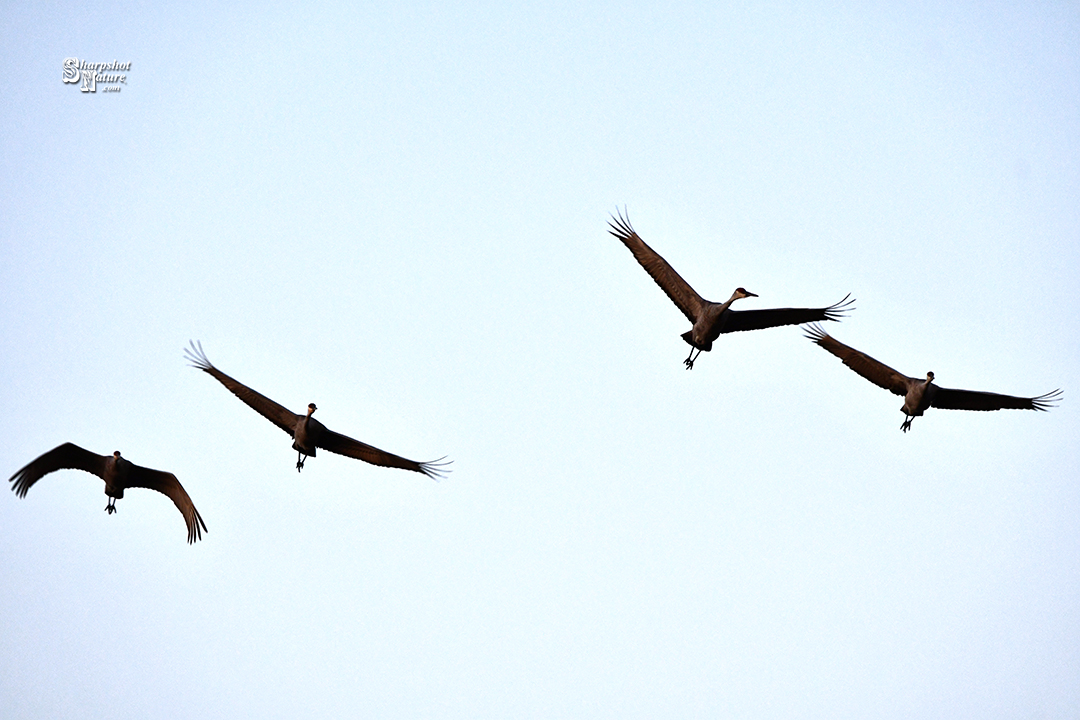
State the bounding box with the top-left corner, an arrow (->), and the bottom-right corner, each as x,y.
105,497 -> 117,514
684,348 -> 699,370
901,416 -> 913,433
296,451 -> 306,472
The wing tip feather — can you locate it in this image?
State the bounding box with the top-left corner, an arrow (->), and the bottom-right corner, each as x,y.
1031,388 -> 1063,412
823,294 -> 855,321
183,339 -> 215,372
419,456 -> 453,481
803,322 -> 830,344
187,510 -> 208,544
607,206 -> 635,241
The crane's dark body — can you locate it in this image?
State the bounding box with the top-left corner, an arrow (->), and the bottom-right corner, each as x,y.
804,324 -> 1062,432
607,210 -> 852,368
185,341 -> 449,479
8,443 -> 207,543
290,404 -> 337,470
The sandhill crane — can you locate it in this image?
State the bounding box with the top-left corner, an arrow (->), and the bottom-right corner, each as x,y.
608,210 -> 853,368
185,341 -> 450,478
804,324 -> 1062,432
8,443 -> 207,543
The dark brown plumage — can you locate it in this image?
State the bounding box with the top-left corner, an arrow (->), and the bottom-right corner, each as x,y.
185,341 -> 450,478
805,323 -> 1062,432
9,443 -> 207,543
608,209 -> 853,368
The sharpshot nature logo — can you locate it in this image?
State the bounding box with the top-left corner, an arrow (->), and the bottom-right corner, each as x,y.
63,58 -> 131,93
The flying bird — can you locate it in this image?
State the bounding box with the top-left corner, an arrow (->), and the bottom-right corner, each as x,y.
185,341 -> 450,478
608,209 -> 853,368
804,323 -> 1062,432
8,443 -> 207,543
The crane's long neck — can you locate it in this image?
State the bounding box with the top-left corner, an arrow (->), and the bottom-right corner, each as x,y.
720,290 -> 744,312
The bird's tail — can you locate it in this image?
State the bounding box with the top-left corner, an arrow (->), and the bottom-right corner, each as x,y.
680,331 -> 711,352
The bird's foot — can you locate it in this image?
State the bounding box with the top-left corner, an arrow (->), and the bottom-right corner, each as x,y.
296,456 -> 306,472
684,358 -> 695,370
901,418 -> 912,433
105,500 -> 117,514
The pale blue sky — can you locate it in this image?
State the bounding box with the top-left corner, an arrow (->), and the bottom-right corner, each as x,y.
2,2 -> 1078,718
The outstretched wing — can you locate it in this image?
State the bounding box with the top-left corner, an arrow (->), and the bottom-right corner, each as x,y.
722,294 -> 854,333
608,209 -> 705,324
126,464 -> 208,544
932,387 -> 1062,413
185,340 -> 301,437
8,442 -> 108,498
804,324 -> 912,396
317,429 -> 451,480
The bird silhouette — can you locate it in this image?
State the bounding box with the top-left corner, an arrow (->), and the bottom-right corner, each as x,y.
185,341 -> 450,478
608,209 -> 852,368
9,443 -> 207,543
805,323 -> 1062,432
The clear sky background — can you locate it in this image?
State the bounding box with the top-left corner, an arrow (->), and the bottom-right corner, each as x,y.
2,2 -> 1078,718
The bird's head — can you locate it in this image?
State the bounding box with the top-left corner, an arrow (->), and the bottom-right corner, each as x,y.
926,371 -> 935,382
307,403 -> 318,415
112,451 -> 122,459
734,287 -> 758,299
